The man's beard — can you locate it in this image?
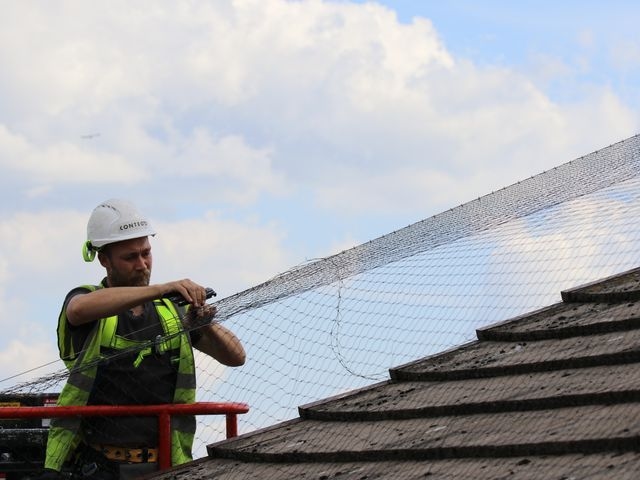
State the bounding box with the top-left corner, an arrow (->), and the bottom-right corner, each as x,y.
109,268 -> 151,287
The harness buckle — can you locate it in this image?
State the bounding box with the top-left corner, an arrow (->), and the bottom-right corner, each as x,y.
154,334 -> 168,356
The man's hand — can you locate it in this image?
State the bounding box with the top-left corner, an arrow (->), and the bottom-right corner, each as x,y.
183,303 -> 217,329
161,279 -> 211,307
165,287 -> 216,307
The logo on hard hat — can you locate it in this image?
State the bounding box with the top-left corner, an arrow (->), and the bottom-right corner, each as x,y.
119,221 -> 149,231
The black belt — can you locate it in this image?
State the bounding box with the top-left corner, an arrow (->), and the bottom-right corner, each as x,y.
90,444 -> 158,463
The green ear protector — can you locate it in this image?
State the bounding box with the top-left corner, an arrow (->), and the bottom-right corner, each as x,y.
82,240 -> 97,262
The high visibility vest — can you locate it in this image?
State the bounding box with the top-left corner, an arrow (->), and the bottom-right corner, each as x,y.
45,285 -> 197,470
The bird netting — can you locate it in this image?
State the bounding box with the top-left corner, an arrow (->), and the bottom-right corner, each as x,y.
3,134 -> 640,462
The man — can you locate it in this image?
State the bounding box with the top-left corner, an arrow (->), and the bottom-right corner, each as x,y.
41,199 -> 245,479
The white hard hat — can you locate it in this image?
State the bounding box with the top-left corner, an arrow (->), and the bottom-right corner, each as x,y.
82,198 -> 156,262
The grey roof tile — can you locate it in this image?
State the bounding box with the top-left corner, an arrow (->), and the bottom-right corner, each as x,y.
153,452 -> 640,480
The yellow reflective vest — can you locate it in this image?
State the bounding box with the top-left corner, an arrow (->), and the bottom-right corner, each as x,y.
45,285 -> 197,470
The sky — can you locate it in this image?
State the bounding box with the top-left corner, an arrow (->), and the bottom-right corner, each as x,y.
1,0 -> 640,386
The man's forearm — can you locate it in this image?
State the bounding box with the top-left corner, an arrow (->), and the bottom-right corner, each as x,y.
196,323 -> 246,367
66,278 -> 210,326
66,285 -> 167,325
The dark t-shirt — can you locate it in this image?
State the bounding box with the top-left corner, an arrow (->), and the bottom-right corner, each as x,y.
64,282 -> 197,447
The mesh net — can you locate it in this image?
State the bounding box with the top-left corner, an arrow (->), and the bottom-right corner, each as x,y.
2,134 -> 640,466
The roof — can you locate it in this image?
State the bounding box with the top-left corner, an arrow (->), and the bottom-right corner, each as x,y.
152,266 -> 640,479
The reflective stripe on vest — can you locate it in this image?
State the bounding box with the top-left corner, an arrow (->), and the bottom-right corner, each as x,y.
99,299 -> 184,368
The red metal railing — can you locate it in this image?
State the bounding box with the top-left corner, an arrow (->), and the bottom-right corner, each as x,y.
0,402 -> 249,470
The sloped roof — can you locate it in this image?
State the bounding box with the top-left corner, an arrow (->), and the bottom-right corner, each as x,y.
153,267 -> 640,479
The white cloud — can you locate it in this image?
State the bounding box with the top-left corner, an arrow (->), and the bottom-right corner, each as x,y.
1,0 -> 640,388
0,340 -> 61,388
0,124 -> 144,183
528,53 -> 575,87
0,210 -> 94,359
152,213 -> 293,296
486,187 -> 640,309
169,130 -> 288,205
561,88 -> 637,148
0,210 -> 85,274
1,0 -> 637,217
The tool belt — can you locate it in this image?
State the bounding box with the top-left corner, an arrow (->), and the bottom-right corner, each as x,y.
90,444 -> 158,463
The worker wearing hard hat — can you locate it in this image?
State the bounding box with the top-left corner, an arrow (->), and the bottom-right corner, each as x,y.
39,199 -> 246,480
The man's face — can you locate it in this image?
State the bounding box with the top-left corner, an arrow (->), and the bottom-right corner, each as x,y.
99,236 -> 153,287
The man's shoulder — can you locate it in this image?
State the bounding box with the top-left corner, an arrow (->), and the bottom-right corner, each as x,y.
63,285 -> 95,304
64,280 -> 106,301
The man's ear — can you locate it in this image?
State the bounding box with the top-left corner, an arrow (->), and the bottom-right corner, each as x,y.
97,251 -> 109,268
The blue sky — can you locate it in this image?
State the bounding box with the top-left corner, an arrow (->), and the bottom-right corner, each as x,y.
378,1 -> 640,103
1,0 -> 639,389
